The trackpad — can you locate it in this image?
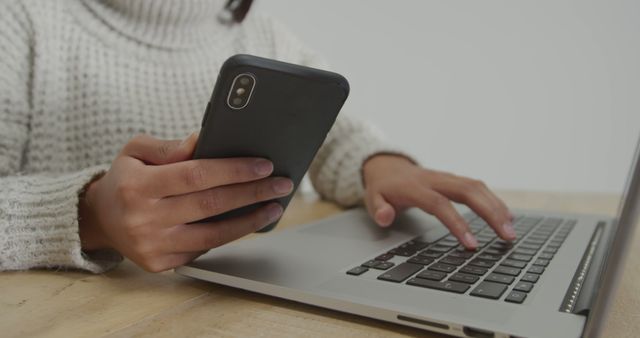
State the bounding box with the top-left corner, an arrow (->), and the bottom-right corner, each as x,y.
299,207 -> 446,242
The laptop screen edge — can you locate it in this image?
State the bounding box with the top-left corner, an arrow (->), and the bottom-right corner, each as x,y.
583,136 -> 640,338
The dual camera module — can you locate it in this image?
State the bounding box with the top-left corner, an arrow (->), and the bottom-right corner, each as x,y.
227,73 -> 256,109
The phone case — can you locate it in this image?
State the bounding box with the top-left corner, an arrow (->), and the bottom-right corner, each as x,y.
194,54 -> 350,231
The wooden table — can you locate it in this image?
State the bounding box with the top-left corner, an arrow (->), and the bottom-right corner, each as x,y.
1,191 -> 638,337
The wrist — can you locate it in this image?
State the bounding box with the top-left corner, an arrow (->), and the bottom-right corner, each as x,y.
79,178 -> 109,251
363,154 -> 415,183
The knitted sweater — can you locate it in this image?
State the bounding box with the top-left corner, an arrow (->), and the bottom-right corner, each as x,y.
0,0 -> 396,273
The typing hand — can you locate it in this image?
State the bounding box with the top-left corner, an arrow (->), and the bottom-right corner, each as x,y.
362,155 -> 515,250
79,133 -> 293,272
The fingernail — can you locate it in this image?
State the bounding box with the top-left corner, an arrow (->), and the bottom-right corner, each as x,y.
272,178 -> 293,194
254,159 -> 273,176
266,203 -> 283,222
503,222 -> 517,239
464,232 -> 478,248
375,208 -> 392,227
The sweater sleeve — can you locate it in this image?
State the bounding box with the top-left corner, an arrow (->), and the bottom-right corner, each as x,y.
263,17 -> 414,206
0,1 -> 121,273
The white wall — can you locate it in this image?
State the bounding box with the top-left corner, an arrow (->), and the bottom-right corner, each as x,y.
255,0 -> 640,193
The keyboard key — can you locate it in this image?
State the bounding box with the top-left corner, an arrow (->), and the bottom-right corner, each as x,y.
449,273 -> 480,284
448,249 -> 476,259
538,253 -> 554,260
527,266 -> 545,274
438,239 -> 460,247
347,266 -> 368,275
471,218 -> 487,226
491,240 -> 514,248
528,235 -> 548,242
429,245 -> 454,253
477,253 -> 501,261
542,218 -> 563,226
400,240 -> 429,250
501,259 -> 527,269
429,263 -> 457,273
533,259 -> 550,267
505,291 -> 527,304
513,281 -> 534,293
416,270 -> 447,281
521,273 -> 540,283
377,263 -> 423,283
407,256 -> 434,265
375,253 -> 394,261
440,256 -> 466,266
524,239 -> 545,246
483,248 -> 507,256
519,243 -> 542,251
469,259 -> 495,269
470,281 -> 508,299
388,249 -> 414,257
508,254 -> 533,262
543,247 -> 558,254
362,260 -> 380,268
519,217 -> 543,226
485,273 -> 515,285
419,250 -> 443,259
460,265 -> 488,276
493,266 -> 521,277
407,278 -> 470,294
373,261 -> 395,270
514,248 -> 537,256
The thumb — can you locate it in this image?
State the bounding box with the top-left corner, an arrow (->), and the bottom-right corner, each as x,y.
121,132 -> 200,165
366,192 -> 396,227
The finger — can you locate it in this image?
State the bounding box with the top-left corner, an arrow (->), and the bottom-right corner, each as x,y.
479,188 -> 514,222
155,177 -> 294,225
408,188 -> 478,249
147,157 -> 274,197
432,177 -> 515,241
140,252 -> 204,273
121,133 -> 199,165
365,191 -> 396,227
167,202 -> 284,253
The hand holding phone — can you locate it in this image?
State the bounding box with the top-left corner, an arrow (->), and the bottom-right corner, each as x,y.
79,133 -> 292,272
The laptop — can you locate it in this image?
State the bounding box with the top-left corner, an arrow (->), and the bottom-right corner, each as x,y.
176,139 -> 640,338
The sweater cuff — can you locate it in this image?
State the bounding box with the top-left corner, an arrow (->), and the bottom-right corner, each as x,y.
313,130 -> 416,207
2,165 -> 122,273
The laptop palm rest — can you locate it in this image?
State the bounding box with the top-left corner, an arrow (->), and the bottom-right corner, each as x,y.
185,208 -> 446,288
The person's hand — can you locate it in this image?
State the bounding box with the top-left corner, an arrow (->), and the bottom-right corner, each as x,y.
79,133 -> 294,272
362,154 -> 514,250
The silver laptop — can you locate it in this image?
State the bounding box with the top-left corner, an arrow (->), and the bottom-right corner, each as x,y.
176,139 -> 640,338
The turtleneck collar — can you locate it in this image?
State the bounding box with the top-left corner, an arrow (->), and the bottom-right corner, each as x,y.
80,0 -> 229,49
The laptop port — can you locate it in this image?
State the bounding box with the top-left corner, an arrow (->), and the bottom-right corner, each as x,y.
396,315 -> 449,330
463,326 -> 494,338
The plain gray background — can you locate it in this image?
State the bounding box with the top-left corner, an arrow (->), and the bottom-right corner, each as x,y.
256,0 -> 639,194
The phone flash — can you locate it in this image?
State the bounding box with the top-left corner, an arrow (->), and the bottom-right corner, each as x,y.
236,88 -> 246,95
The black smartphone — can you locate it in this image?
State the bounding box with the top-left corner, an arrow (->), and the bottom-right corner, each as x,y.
193,54 -> 350,231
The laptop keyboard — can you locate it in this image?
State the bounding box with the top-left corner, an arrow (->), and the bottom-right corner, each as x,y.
346,213 -> 576,304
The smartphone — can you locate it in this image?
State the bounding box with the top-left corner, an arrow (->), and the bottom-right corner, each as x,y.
193,54 -> 350,231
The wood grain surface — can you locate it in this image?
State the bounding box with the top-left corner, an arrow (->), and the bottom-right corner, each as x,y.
1,191 -> 637,338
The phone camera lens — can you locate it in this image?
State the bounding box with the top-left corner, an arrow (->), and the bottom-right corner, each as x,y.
227,73 -> 255,110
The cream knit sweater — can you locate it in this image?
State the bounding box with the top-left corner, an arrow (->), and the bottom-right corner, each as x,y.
0,0 -> 397,273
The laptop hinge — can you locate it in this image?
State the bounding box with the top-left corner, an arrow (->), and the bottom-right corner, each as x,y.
559,221 -> 610,315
